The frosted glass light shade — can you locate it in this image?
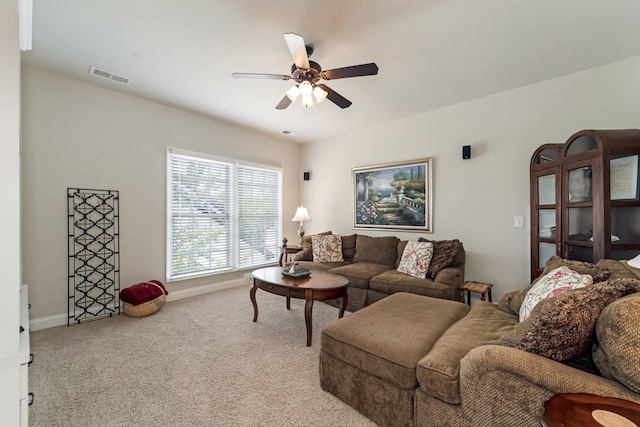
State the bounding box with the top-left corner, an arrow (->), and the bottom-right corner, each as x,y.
301,95 -> 314,108
299,81 -> 313,96
285,85 -> 300,101
313,86 -> 328,103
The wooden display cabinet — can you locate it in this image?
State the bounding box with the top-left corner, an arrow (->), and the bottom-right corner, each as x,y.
530,129 -> 640,281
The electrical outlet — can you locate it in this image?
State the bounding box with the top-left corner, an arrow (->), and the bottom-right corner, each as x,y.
243,273 -> 252,284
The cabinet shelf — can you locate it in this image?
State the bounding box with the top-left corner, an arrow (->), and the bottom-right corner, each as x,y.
530,129 -> 640,280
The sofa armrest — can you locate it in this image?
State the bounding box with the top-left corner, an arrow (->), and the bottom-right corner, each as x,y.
458,345 -> 640,426
434,266 -> 464,288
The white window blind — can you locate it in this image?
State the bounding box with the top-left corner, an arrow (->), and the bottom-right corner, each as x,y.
167,149 -> 282,281
237,165 -> 281,268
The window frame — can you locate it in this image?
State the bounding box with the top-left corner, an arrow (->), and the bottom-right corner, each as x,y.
166,147 -> 282,282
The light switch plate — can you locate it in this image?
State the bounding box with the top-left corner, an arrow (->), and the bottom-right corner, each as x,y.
514,216 -> 524,228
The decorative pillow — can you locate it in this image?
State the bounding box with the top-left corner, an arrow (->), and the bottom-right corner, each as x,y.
296,231 -> 332,261
544,256 -> 611,283
497,284 -> 533,316
592,293 -> 640,393
418,238 -> 460,279
500,278 -> 640,361
397,241 -> 434,278
519,266 -> 593,322
627,253 -> 640,270
312,234 -> 344,262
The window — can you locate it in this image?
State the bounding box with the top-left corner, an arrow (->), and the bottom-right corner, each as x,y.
167,148 -> 282,281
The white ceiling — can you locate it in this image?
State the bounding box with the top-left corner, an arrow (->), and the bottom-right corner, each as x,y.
21,0 -> 640,143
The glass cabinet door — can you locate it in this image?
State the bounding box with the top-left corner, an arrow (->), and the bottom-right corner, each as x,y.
533,173 -> 558,273
567,166 -> 592,203
565,164 -> 594,262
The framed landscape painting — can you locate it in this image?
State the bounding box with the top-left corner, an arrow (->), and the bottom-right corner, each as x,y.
353,158 -> 433,232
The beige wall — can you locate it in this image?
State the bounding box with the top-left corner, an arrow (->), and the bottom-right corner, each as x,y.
22,55 -> 640,321
300,56 -> 640,300
21,66 -> 302,321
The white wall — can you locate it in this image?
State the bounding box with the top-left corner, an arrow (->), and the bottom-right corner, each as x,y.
21,66 -> 302,321
301,56 -> 640,300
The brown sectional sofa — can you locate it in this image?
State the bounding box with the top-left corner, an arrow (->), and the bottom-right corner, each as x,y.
319,258 -> 640,426
292,233 -> 466,312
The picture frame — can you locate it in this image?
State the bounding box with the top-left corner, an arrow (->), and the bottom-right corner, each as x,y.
353,158 -> 433,232
610,155 -> 639,200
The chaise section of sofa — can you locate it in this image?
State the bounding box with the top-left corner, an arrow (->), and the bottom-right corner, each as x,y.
320,293 -> 470,427
320,257 -> 640,427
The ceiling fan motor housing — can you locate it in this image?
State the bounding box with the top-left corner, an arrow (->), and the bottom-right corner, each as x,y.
291,61 -> 322,83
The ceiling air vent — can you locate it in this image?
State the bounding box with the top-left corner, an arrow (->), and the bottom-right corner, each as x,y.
88,66 -> 132,85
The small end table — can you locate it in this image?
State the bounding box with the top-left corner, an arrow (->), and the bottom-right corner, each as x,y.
458,281 -> 493,306
542,393 -> 640,427
279,246 -> 303,266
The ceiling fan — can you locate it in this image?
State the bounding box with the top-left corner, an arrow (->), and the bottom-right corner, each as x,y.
232,33 -> 379,109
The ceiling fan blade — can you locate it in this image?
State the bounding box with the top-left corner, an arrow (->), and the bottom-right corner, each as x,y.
232,73 -> 290,80
275,95 -> 292,110
316,84 -> 352,109
283,32 -> 310,70
322,63 -> 379,80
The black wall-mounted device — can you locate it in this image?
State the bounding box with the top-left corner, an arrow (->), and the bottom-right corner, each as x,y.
303,172 -> 310,181
462,145 -> 471,160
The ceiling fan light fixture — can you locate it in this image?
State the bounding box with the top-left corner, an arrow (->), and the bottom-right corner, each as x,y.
301,95 -> 314,108
299,81 -> 313,96
313,86 -> 328,103
285,85 -> 300,101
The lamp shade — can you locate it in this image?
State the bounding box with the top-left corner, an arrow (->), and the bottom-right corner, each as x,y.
291,206 -> 311,222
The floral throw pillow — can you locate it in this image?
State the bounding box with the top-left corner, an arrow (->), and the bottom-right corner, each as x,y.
312,234 -> 344,263
397,241 -> 434,278
519,266 -> 593,322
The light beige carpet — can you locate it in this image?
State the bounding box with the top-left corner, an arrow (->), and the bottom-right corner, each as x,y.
29,285 -> 376,426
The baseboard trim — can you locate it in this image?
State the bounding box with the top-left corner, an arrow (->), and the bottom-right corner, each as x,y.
29,279 -> 247,331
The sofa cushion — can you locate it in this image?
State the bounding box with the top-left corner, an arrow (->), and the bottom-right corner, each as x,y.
293,260 -> 352,272
497,284 -> 532,316
312,234 -> 344,262
353,235 -> 399,268
497,257 -> 614,316
500,278 -> 640,361
418,238 -> 461,279
341,234 -> 357,262
397,241 -> 434,278
544,256 -> 611,283
296,231 -> 332,261
329,262 -> 392,289
321,292 -> 470,390
417,301 -> 518,404
519,266 -> 592,321
369,270 -> 454,300
395,240 -> 409,268
617,260 -> 640,280
592,293 -> 640,393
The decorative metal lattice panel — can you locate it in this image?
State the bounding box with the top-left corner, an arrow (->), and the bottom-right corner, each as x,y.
67,188 -> 120,325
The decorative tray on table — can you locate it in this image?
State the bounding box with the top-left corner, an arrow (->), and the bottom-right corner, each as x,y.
282,263 -> 311,278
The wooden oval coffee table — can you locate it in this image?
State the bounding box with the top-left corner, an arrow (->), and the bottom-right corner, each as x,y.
251,266 -> 349,346
542,393 -> 640,427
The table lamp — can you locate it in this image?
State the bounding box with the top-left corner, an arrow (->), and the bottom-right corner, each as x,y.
291,206 -> 311,246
